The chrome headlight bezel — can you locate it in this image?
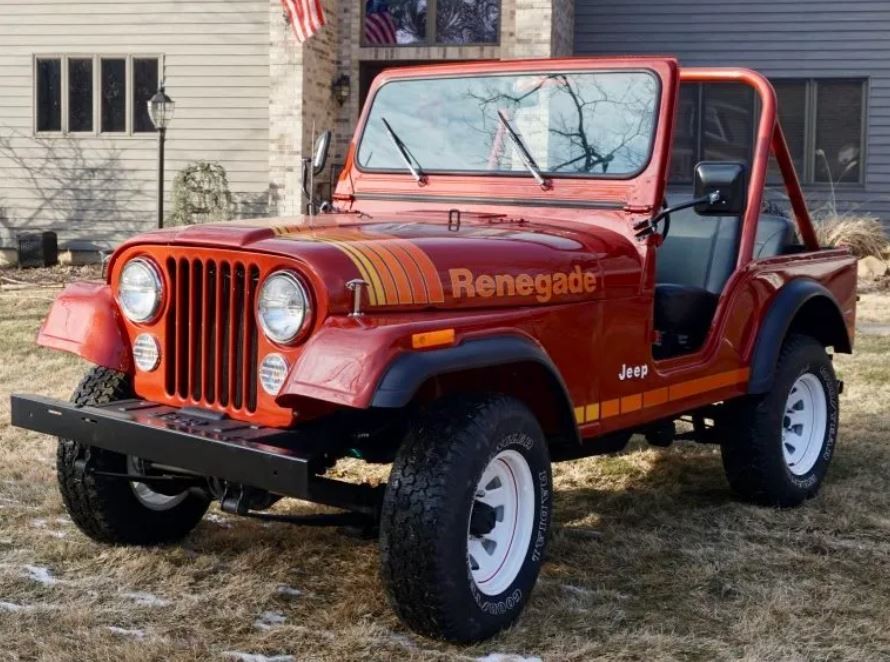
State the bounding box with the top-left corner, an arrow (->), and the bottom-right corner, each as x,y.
117,257 -> 163,324
256,270 -> 312,345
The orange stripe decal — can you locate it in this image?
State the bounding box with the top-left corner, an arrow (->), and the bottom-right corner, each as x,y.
574,368 -> 750,428
353,242 -> 400,305
601,399 -> 621,419
620,393 -> 642,414
273,227 -> 445,306
383,240 -> 430,304
643,387 -> 669,408
396,239 -> 445,303
364,241 -> 415,305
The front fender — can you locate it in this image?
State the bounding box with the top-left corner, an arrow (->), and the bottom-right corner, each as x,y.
37,282 -> 131,372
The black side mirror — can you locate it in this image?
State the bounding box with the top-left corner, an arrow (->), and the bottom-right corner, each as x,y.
693,162 -> 748,215
312,130 -> 332,176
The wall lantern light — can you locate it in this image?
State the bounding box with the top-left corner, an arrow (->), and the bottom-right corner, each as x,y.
332,74 -> 351,105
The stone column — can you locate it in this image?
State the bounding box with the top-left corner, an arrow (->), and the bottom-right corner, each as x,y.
269,0 -> 340,218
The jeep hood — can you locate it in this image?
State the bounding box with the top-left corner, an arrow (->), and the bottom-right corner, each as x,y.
115,213 -> 642,312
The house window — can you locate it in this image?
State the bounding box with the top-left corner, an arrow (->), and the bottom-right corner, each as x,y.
133,58 -> 160,133
671,79 -> 867,186
34,55 -> 161,135
363,0 -> 500,46
35,59 -> 62,132
68,58 -> 93,132
100,58 -> 127,133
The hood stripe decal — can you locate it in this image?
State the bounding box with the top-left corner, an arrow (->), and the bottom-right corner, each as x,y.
272,226 -> 445,306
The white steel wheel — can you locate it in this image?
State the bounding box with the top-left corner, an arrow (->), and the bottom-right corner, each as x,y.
782,373 -> 828,476
467,449 -> 536,597
127,456 -> 189,512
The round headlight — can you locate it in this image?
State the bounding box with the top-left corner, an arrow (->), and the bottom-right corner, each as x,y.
118,258 -> 162,323
133,334 -> 160,372
257,271 -> 310,344
259,353 -> 289,395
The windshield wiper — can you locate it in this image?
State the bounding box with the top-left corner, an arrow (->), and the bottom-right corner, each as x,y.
381,117 -> 425,185
497,110 -> 551,190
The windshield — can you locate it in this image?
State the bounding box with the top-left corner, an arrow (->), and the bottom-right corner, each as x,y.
357,71 -> 660,178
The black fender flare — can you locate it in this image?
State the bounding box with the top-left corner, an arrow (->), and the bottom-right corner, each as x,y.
748,279 -> 850,394
371,335 -> 579,442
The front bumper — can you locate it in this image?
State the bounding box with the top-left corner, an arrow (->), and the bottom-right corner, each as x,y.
10,394 -> 370,510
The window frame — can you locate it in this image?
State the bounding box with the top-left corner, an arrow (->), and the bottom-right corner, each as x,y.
354,69 -> 663,181
360,0 -> 502,48
33,53 -> 164,137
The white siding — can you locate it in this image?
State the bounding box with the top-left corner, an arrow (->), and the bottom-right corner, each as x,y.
574,0 -> 890,223
0,0 -> 270,251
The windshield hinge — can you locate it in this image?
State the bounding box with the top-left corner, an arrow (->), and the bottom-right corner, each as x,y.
623,203 -> 654,214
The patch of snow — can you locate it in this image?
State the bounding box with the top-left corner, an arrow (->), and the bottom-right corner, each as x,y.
254,611 -> 286,630
31,520 -> 67,538
0,601 -> 28,612
274,585 -> 301,598
476,655 -> 543,662
106,626 -> 146,639
223,653 -> 295,662
206,513 -> 233,529
388,633 -> 417,650
23,565 -> 56,586
123,591 -> 171,608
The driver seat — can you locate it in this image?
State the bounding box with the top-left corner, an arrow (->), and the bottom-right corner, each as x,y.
654,201 -> 795,358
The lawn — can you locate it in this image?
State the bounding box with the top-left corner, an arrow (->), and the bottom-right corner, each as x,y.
0,284 -> 888,661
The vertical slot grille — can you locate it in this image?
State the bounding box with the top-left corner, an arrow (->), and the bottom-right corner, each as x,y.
164,257 -> 259,413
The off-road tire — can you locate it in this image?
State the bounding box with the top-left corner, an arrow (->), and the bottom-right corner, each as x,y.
57,366 -> 210,544
380,394 -> 552,643
721,334 -> 839,507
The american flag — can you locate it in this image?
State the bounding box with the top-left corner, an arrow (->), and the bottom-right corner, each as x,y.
281,0 -> 326,43
364,0 -> 397,45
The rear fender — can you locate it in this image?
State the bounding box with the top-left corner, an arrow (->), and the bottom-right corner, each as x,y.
37,282 -> 131,372
748,278 -> 851,394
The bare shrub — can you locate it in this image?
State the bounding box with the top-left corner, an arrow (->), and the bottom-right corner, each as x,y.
813,212 -> 888,259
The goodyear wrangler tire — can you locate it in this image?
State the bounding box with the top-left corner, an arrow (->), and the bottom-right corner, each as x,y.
380,394 -> 552,642
57,366 -> 209,545
721,334 -> 839,507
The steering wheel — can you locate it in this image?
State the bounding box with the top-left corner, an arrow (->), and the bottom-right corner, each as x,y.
657,197 -> 671,240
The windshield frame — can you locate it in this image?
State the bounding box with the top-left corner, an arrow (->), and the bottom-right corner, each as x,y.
354,68 -> 663,182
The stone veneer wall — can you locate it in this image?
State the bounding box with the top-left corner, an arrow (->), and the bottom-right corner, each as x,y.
271,0 -> 573,213
269,0 -> 341,216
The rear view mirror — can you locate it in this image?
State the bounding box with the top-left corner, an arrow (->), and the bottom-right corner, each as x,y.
693,162 -> 748,215
312,130 -> 332,176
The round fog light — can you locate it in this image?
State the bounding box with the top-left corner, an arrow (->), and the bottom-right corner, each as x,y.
259,353 -> 289,395
133,334 -> 160,372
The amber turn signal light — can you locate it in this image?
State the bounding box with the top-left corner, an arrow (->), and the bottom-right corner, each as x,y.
411,329 -> 455,350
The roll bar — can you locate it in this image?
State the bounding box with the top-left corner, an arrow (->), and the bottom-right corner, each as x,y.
679,68 -> 820,267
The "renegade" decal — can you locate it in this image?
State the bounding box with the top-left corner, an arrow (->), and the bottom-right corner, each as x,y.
449,266 -> 596,303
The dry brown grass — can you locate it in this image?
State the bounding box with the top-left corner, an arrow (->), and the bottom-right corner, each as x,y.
2,288 -> 890,661
812,213 -> 888,259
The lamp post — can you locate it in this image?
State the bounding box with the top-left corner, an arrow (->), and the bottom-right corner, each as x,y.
148,84 -> 175,228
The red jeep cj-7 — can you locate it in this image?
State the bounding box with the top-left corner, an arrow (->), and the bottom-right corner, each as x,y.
12,58 -> 856,642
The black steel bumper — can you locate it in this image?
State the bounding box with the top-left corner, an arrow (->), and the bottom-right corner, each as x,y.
10,394 -> 373,511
